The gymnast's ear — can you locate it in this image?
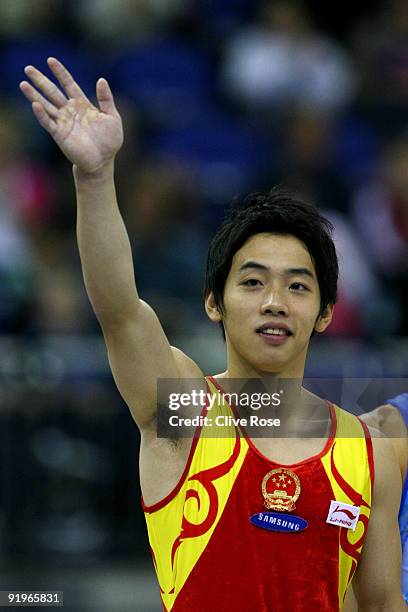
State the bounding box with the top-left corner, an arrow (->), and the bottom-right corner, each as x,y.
205,291 -> 223,324
314,303 -> 334,333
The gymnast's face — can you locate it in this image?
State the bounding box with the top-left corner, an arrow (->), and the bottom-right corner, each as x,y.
206,233 -> 333,378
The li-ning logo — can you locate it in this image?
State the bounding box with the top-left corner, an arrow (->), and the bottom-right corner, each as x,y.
326,500 -> 360,531
332,506 -> 358,520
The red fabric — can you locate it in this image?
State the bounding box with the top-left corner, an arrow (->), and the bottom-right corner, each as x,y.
171,450 -> 341,612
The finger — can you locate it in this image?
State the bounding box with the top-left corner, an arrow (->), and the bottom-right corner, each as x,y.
32,101 -> 57,134
24,65 -> 67,108
96,78 -> 118,115
47,57 -> 90,102
19,81 -> 59,118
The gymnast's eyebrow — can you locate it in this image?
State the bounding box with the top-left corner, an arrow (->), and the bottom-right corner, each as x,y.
284,267 -> 316,280
238,262 -> 316,280
238,261 -> 269,272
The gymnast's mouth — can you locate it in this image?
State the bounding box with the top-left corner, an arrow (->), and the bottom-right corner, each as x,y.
256,323 -> 293,336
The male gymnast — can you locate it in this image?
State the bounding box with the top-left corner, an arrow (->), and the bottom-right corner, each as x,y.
20,58 -> 405,611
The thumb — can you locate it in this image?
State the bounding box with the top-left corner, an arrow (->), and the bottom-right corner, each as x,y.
96,78 -> 118,115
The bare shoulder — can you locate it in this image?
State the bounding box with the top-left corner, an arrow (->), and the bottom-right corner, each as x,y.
140,346 -> 204,438
363,407 -> 407,480
139,348 -> 204,506
171,346 -> 204,378
361,403 -> 407,437
369,426 -> 396,456
370,430 -> 402,491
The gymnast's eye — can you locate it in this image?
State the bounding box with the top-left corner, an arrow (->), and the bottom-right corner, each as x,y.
289,282 -> 309,292
242,279 -> 263,287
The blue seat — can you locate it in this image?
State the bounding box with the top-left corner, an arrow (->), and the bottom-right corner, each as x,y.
107,38 -> 214,126
0,37 -> 98,97
194,0 -> 255,35
148,111 -> 273,201
334,116 -> 380,184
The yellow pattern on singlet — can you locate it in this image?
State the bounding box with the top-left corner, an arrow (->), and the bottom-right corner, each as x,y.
143,379 -> 373,611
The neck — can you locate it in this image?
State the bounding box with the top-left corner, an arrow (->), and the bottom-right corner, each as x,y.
223,339 -> 309,380
212,373 -> 330,438
219,359 -> 306,380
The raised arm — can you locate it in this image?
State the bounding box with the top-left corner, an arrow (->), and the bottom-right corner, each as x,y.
20,58 -> 202,429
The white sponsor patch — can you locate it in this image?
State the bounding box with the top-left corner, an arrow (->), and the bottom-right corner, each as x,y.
326,500 -> 360,531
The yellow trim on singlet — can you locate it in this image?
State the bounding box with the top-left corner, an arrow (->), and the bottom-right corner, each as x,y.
320,407 -> 372,608
144,379 -> 248,610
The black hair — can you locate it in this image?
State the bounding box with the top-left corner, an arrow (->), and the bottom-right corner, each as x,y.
205,187 -> 338,320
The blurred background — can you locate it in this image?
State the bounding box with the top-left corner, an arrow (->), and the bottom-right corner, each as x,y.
0,0 -> 407,609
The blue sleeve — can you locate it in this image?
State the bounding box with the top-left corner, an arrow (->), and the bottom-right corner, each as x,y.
387,392 -> 408,594
386,393 -> 408,429
388,394 -> 408,598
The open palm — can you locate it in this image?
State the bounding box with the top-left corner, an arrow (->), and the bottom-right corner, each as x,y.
20,57 -> 123,174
